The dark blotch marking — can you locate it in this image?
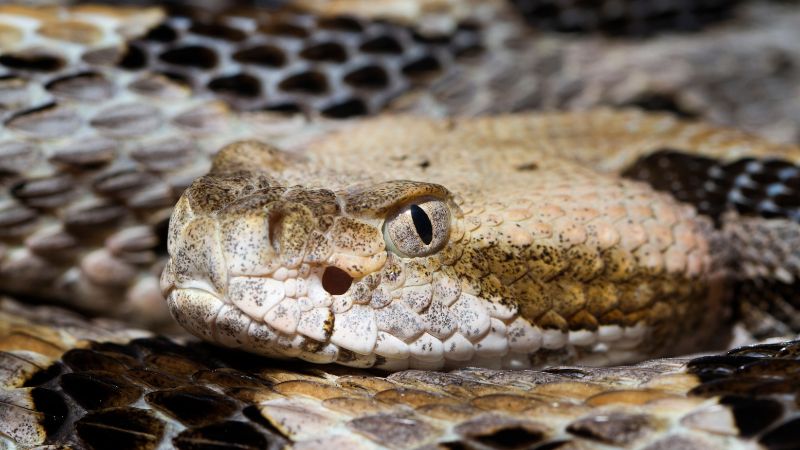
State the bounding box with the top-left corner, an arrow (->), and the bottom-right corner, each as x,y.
31,387 -> 68,436
242,405 -> 282,433
322,266 -> 353,295
159,46 -> 218,69
129,336 -> 197,355
126,368 -> 185,390
344,65 -> 389,89
623,92 -> 698,119
532,441 -> 574,450
360,36 -> 403,54
142,352 -> 208,379
278,71 -> 328,95
437,443 -> 470,450
118,43 -> 148,69
759,417 -> 800,449
625,150 -> 800,337
61,371 -> 143,410
622,149 -> 800,225
544,368 -> 590,378
76,407 -> 165,450
145,24 -> 178,42
0,53 -> 64,72
474,426 -> 545,448
259,22 -> 309,38
410,204 -> 433,245
317,16 -> 363,32
726,342 -> 787,359
300,42 -> 348,63
23,363 -> 63,387
208,74 -> 262,98
264,103 -> 303,114
509,0 -> 741,37
686,355 -> 763,382
144,386 -> 239,427
233,45 -> 287,67
321,99 -> 367,118
720,396 -> 783,437
516,162 -> 539,171
402,56 -> 441,78
173,421 -> 269,450
192,368 -> 269,389
91,342 -> 146,359
62,349 -> 134,373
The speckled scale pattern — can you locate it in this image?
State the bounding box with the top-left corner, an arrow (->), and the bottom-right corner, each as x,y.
118,7 -> 481,117
164,111 -> 800,371
0,299 -> 795,450
509,0 -> 744,36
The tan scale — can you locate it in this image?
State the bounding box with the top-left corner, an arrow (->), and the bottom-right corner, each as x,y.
162,110 -> 800,371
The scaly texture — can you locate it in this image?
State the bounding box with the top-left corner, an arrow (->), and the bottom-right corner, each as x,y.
2,298 -> 800,450
114,5 -> 481,117
2,2 -> 800,449
0,2 -> 481,324
162,111 -> 800,371
2,1 -> 800,329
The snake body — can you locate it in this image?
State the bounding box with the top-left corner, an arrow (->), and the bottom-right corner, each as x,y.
2,1 -> 800,449
164,111 -> 795,371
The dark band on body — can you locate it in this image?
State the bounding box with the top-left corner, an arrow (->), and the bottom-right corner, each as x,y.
624,149 -> 800,335
687,339 -> 800,446
622,149 -> 800,226
509,0 -> 744,37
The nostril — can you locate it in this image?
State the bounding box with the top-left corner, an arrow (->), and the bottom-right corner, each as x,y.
322,266 -> 353,295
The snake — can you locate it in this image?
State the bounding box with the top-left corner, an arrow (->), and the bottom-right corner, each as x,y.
2,1 -> 800,449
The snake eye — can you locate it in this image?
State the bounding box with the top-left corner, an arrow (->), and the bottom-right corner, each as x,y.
383,199 -> 450,257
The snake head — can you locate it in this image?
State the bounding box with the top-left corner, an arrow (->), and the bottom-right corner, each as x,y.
161,140 -> 480,369
162,131 -> 722,371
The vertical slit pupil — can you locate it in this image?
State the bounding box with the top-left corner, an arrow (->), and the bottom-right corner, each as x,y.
410,205 -> 433,245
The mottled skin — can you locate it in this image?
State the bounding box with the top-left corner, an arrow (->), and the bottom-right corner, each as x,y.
162,110 -> 800,371
3,0 -> 800,330
1,3 -> 800,448
4,298 -> 796,450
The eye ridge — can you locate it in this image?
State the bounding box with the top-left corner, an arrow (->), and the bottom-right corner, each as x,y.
410,204 -> 433,245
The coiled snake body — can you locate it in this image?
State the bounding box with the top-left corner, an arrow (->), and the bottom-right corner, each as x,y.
2,1 -> 800,449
